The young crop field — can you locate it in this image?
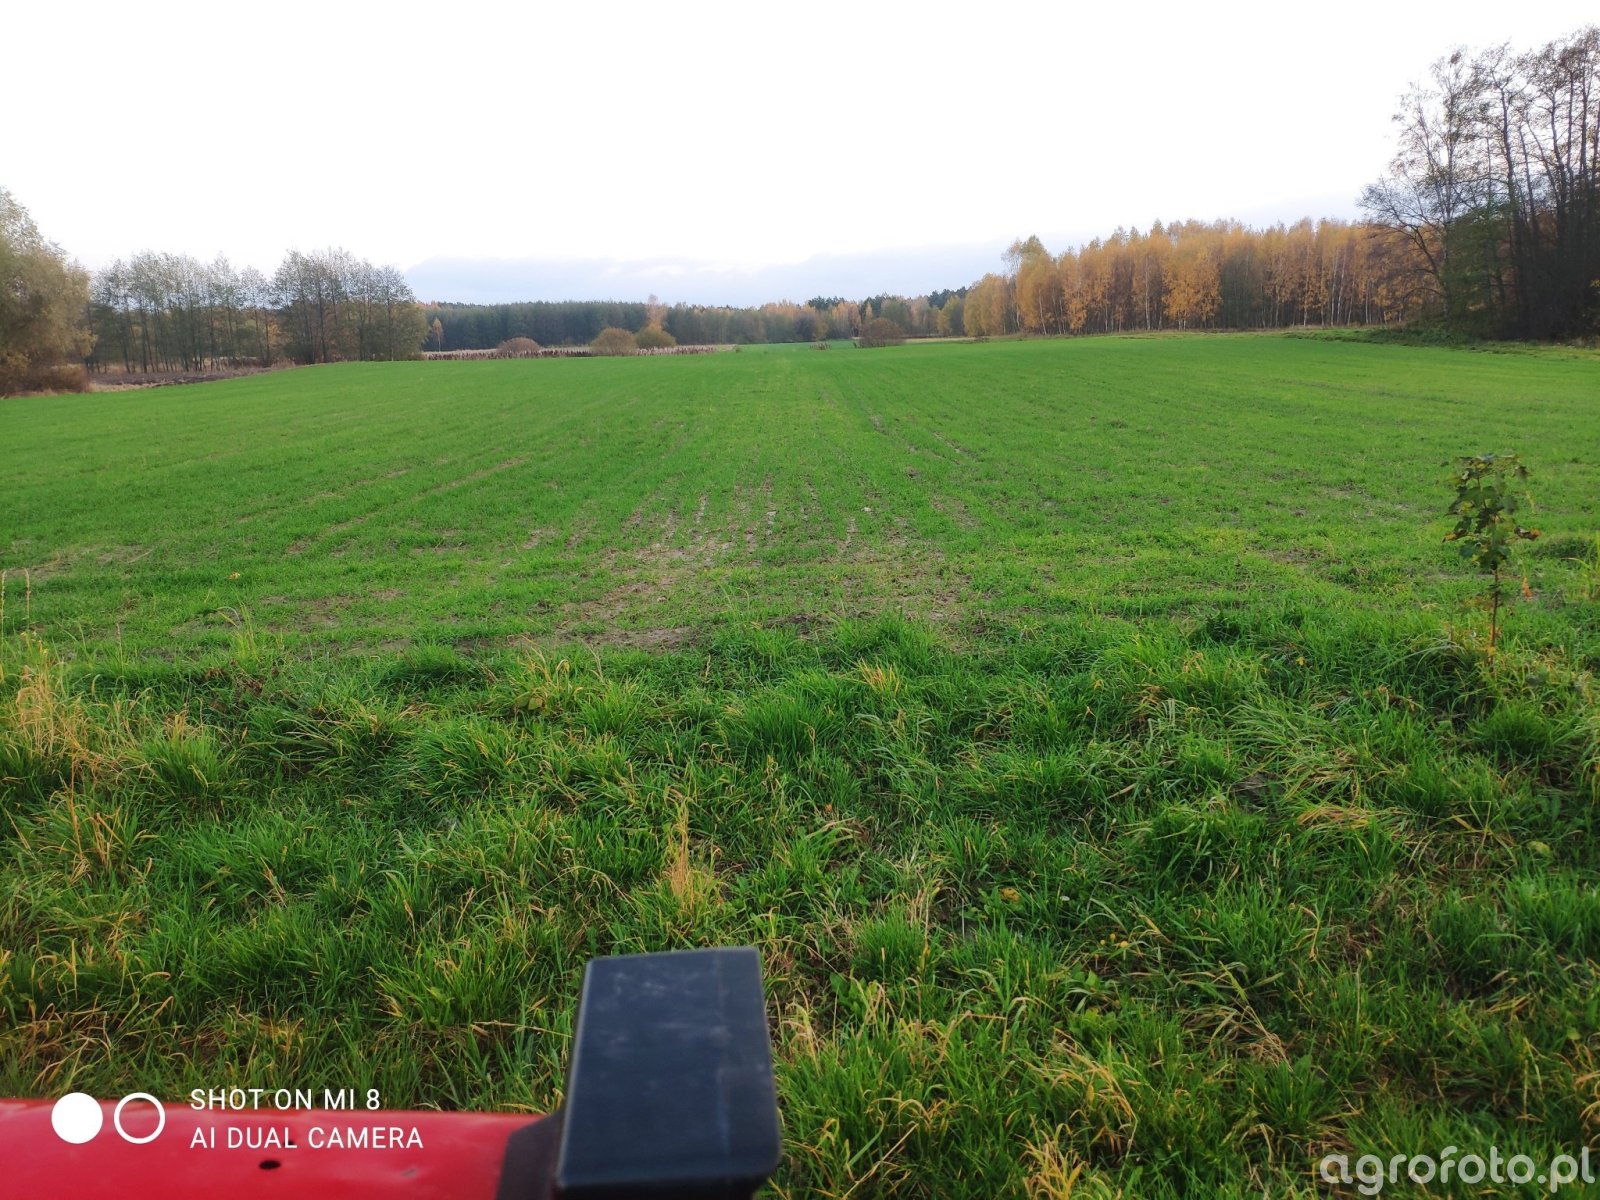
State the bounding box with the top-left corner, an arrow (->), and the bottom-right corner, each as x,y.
3,334 -> 1599,1196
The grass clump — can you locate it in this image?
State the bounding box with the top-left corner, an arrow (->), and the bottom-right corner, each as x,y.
137,712 -> 236,805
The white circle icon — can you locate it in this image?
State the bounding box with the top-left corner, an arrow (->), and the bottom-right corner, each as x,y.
113,1093 -> 166,1144
51,1092 -> 104,1143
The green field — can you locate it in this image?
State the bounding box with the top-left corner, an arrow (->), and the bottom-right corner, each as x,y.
4,335 -> 1599,1196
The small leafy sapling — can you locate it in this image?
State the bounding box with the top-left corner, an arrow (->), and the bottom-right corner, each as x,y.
1443,453 -> 1540,653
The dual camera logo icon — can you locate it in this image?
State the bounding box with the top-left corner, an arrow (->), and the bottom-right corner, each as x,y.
51,1092 -> 166,1144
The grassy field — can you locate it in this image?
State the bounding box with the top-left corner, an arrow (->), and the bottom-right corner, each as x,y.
3,335 -> 1599,1196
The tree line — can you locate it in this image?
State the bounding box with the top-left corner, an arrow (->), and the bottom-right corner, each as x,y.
420,300 -> 650,351
88,216 -> 1430,372
425,295 -> 970,350
960,218 -> 1425,338
3,25 -> 1593,395
1360,25 -> 1599,339
421,209 -> 1444,347
423,297 -> 864,348
89,247 -> 425,372
974,25 -> 1598,341
658,296 -> 967,344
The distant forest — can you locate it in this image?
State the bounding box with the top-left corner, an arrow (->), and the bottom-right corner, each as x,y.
420,296 -> 940,350
0,24 -> 1593,393
421,217 -> 1418,351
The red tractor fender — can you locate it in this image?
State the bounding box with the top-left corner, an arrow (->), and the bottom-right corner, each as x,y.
4,947 -> 779,1199
0,1101 -> 545,1200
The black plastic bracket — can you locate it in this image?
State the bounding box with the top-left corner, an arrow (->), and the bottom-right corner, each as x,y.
499,946 -> 781,1199
557,946 -> 781,1198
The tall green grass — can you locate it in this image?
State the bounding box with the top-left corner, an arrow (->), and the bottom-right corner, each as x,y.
2,335 -> 1598,1195
3,600 -> 1596,1195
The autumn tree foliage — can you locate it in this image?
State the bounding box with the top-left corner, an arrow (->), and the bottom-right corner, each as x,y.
971,219 -> 1424,338
858,317 -> 906,347
963,274 -> 1013,337
590,326 -> 639,356
1164,240 -> 1221,329
635,325 -> 678,350
935,295 -> 964,336
1012,237 -> 1060,333
0,188 -> 92,394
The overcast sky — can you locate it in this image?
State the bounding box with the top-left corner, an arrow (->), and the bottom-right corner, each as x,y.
7,1 -> 1595,304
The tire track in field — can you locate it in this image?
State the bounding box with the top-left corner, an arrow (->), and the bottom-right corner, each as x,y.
420,456 -> 529,499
